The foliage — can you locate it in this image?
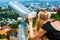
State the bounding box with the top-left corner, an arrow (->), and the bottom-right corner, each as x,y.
0,6 -> 20,29
32,18 -> 36,27
8,22 -> 18,29
0,34 -> 7,39
56,9 -> 60,17
51,9 -> 60,21
24,18 -> 36,27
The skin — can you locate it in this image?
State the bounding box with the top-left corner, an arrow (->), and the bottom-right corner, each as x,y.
50,21 -> 60,31
28,11 -> 60,40
28,18 -> 46,40
28,11 -> 47,40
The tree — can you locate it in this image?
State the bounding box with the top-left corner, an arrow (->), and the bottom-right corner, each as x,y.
51,9 -> 60,21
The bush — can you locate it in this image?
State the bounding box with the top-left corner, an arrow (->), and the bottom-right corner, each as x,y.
0,34 -> 7,39
51,9 -> 60,21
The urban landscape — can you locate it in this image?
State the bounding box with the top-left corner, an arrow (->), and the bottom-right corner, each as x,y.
0,0 -> 60,40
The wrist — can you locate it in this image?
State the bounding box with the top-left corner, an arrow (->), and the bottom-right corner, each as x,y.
28,18 -> 33,22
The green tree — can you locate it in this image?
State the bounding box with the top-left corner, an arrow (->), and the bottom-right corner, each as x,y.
51,9 -> 60,21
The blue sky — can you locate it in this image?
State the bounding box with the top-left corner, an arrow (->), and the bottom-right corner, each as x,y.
0,0 -> 60,2
0,0 -> 60,6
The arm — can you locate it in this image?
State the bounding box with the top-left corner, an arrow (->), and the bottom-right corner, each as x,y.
28,18 -> 46,40
30,28 -> 46,40
28,18 -> 34,37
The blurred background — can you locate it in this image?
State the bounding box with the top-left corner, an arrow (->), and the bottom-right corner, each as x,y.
0,0 -> 60,40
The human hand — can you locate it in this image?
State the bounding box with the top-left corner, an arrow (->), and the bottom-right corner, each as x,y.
28,14 -> 34,22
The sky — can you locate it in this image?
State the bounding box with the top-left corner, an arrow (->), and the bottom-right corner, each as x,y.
0,0 -> 60,2
0,0 -> 60,6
